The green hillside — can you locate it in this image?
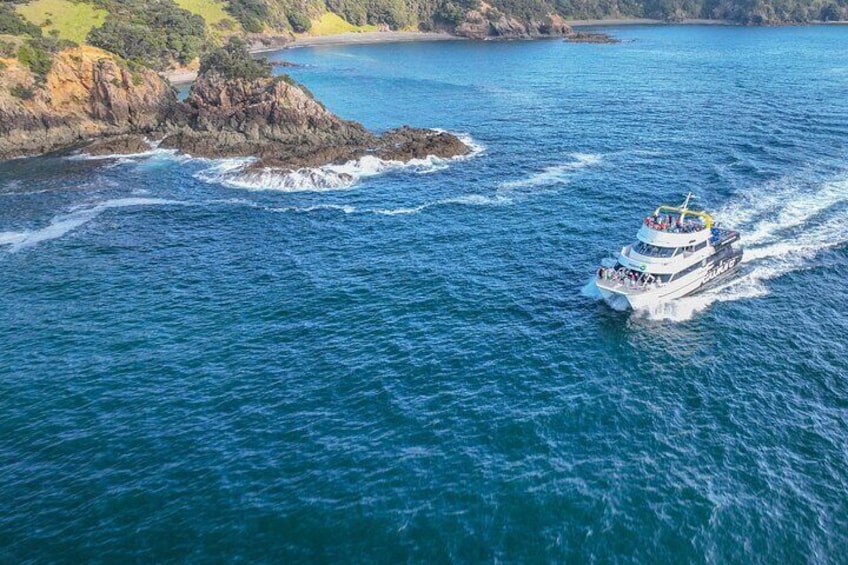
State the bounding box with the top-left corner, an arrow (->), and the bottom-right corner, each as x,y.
1,0 -> 846,72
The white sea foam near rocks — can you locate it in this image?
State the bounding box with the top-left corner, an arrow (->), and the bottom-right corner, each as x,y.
65,138 -> 168,162
195,131 -> 485,192
248,148 -> 593,216
0,198 -> 181,253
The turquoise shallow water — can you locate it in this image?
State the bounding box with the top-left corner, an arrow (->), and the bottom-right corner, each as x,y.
2,26 -> 848,561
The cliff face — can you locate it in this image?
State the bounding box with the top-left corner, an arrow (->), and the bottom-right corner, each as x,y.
0,46 -> 175,159
160,72 -> 376,164
455,4 -> 572,40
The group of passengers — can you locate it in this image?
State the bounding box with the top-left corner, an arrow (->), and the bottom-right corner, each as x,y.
597,267 -> 661,289
644,213 -> 703,234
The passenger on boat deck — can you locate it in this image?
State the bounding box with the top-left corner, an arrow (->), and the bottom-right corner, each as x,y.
644,214 -> 702,233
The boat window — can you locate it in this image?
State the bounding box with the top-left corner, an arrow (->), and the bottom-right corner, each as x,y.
671,261 -> 703,281
634,241 -> 677,257
694,240 -> 707,251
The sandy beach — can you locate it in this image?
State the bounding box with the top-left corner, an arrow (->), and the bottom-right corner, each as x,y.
291,30 -> 459,48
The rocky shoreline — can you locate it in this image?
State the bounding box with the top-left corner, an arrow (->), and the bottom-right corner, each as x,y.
0,46 -> 471,172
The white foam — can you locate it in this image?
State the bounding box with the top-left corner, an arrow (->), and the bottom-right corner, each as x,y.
66,140 -> 177,162
499,153 -> 602,191
269,204 -> 357,214
197,131 -> 485,193
373,205 -> 428,216
0,197 -> 180,253
371,194 -> 510,216
580,277 -> 603,299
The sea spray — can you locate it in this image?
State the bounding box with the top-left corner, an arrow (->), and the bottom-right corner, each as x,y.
499,153 -> 603,192
0,198 -> 183,253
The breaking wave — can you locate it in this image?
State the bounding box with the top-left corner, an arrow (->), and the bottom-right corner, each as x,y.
0,198 -> 181,253
638,175 -> 848,322
196,132 -> 485,192
264,193 -> 510,216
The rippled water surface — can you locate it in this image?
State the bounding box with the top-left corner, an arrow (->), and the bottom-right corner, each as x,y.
2,26 -> 848,561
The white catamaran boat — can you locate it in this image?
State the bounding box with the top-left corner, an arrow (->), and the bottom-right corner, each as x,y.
595,193 -> 742,310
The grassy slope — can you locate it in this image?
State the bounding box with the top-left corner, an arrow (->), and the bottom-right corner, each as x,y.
175,0 -> 238,27
307,12 -> 377,35
15,0 -> 106,43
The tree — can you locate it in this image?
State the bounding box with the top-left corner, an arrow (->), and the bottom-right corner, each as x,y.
288,11 -> 312,33
198,36 -> 271,80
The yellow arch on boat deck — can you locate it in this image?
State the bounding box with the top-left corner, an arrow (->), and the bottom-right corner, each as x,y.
653,205 -> 713,229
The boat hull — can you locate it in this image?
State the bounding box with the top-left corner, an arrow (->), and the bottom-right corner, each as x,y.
596,252 -> 742,311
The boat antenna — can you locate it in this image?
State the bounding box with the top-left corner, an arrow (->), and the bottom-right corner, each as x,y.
680,191 -> 695,220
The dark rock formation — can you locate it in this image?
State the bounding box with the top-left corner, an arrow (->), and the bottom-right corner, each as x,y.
84,134 -> 154,156
158,72 -> 470,170
566,31 -> 621,44
160,71 -> 375,160
376,127 -> 470,162
455,7 -> 571,39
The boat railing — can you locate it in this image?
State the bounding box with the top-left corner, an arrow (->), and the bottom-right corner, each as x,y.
644,216 -> 706,234
597,268 -> 664,292
710,228 -> 739,246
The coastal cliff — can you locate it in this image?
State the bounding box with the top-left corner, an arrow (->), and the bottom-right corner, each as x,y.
455,6 -> 572,39
0,43 -> 470,170
0,46 -> 175,160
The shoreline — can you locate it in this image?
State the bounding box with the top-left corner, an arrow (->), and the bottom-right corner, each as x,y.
163,31 -> 459,85
290,30 -> 460,48
161,20 -> 843,84
567,18 -> 736,26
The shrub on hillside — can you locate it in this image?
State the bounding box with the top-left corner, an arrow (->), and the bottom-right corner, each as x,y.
326,0 -> 369,25
365,0 -> 413,27
0,39 -> 17,58
198,36 -> 271,80
287,11 -> 312,32
87,0 -> 205,70
226,0 -> 269,33
0,4 -> 42,37
10,84 -> 35,100
17,41 -> 52,78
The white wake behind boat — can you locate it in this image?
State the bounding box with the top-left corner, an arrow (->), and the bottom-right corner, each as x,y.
594,193 -> 743,310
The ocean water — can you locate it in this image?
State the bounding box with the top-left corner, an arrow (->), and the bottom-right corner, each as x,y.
2,26 -> 848,561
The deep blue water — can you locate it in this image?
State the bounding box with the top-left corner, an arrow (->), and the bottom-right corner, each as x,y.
2,26 -> 848,562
